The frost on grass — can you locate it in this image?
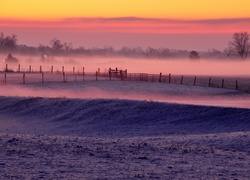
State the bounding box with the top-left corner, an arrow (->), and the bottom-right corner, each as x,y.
0,132 -> 250,179
0,80 -> 250,179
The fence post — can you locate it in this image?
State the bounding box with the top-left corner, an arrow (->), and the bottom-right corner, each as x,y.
181,75 -> 183,84
51,66 -> 53,73
73,67 -> 75,75
222,79 -> 224,88
82,67 -> 85,81
109,68 -> 111,80
18,64 -> 20,73
116,67 -> 118,76
5,64 -> 8,72
96,71 -> 98,81
62,66 -> 64,73
236,80 -> 238,90
4,73 -> 6,84
169,73 -> 171,83
23,73 -> 25,84
29,65 -> 31,73
125,69 -> 127,78
208,78 -> 211,87
159,73 -> 162,82
42,73 -> 44,83
193,76 -> 197,85
98,68 -> 100,74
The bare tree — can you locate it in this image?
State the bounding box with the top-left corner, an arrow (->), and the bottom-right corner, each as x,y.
64,42 -> 72,52
0,32 -> 18,51
228,32 -> 250,59
50,38 -> 64,52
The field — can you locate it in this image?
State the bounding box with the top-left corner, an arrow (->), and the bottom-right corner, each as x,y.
0,56 -> 250,179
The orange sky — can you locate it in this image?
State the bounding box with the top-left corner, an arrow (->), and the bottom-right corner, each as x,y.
1,0 -> 250,50
1,0 -> 250,19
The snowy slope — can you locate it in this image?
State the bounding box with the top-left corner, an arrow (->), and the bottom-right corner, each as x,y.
0,96 -> 250,179
1,79 -> 250,109
0,96 -> 250,137
1,78 -> 250,179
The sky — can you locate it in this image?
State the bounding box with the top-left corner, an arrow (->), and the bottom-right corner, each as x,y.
1,0 -> 250,51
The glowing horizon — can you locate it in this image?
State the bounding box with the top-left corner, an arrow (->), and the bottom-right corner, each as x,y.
1,0 -> 250,50
1,17 -> 250,34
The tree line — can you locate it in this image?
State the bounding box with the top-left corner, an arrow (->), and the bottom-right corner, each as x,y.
0,31 -> 249,60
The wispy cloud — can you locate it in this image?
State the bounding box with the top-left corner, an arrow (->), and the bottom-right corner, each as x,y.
1,17 -> 250,34
63,17 -> 250,24
195,18 -> 250,24
2,17 -> 250,25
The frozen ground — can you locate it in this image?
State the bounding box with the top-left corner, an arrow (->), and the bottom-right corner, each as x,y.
1,132 -> 250,179
0,79 -> 250,179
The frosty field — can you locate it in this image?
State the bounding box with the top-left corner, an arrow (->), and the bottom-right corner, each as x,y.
0,77 -> 250,179
0,56 -> 250,179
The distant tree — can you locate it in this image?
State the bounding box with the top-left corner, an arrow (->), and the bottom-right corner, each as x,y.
159,48 -> 171,58
0,32 -> 18,51
189,50 -> 200,59
145,47 -> 160,58
38,44 -> 50,52
64,42 -> 72,52
208,49 -> 222,56
104,46 -> 115,56
228,32 -> 250,59
207,49 -> 225,59
50,38 -> 64,52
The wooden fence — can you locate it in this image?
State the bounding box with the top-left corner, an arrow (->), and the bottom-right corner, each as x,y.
1,64 -> 250,91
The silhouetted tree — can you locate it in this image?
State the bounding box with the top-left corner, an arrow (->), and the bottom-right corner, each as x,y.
228,32 -> 250,59
0,32 -> 18,51
189,50 -> 200,59
64,42 -> 72,52
146,47 -> 160,58
50,38 -> 64,52
38,44 -> 51,53
206,49 -> 225,59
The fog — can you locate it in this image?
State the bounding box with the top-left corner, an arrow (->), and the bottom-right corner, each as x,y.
1,79 -> 250,109
1,54 -> 250,76
1,53 -> 250,108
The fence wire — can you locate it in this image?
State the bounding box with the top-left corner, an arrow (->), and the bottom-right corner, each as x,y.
1,64 -> 250,91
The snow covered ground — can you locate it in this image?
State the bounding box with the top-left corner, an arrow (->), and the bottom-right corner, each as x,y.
1,131 -> 250,179
1,78 -> 250,108
0,69 -> 250,179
